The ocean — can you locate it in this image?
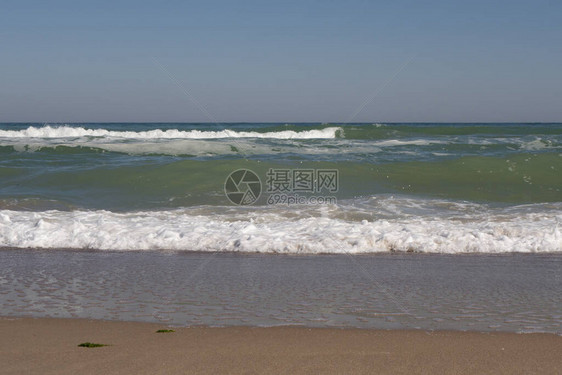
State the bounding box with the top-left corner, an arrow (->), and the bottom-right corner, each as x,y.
0,122 -> 561,254
0,123 -> 561,334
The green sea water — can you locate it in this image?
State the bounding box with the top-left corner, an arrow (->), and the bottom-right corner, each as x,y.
0,123 -> 560,210
0,123 -> 560,254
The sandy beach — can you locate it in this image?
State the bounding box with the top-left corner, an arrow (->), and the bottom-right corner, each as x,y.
1,317 -> 561,375
2,0 -> 562,373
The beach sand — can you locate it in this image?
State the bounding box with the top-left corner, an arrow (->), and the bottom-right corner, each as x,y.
1,317 -> 561,374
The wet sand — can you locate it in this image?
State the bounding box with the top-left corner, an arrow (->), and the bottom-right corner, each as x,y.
1,317 -> 561,375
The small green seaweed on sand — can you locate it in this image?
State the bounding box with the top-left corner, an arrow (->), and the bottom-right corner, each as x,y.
156,329 -> 175,333
78,342 -> 107,348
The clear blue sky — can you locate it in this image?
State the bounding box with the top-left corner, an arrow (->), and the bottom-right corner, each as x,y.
1,0 -> 560,122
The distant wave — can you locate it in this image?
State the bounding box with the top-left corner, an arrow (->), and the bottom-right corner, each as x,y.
1,206 -> 560,254
0,125 -> 342,139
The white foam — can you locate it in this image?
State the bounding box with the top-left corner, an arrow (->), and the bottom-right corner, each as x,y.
2,139 -> 248,156
1,206 -> 560,254
519,138 -> 552,151
0,125 -> 342,140
0,138 -> 379,157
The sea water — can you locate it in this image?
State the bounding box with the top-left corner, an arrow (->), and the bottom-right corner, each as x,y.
0,122 -> 560,253
0,123 -> 560,332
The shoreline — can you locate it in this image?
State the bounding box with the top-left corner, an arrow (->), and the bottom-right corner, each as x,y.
1,313 -> 560,335
2,317 -> 561,374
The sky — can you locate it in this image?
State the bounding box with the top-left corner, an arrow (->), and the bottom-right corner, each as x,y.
0,0 -> 561,123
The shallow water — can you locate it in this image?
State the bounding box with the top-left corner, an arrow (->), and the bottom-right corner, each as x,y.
1,249 -> 560,334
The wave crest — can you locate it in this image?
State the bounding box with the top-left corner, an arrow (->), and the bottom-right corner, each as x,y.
1,207 -> 560,254
0,125 -> 342,140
